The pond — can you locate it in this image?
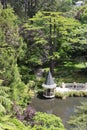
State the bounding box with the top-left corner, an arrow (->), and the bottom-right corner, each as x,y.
31,96 -> 87,130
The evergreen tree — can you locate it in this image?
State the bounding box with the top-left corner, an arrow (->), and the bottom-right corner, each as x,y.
22,11 -> 80,74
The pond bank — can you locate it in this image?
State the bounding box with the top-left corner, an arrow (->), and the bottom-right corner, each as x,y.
55,87 -> 87,99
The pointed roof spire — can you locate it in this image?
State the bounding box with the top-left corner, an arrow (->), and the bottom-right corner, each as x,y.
42,70 -> 56,89
45,71 -> 55,85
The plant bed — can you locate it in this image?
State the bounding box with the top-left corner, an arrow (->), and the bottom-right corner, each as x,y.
55,90 -> 87,99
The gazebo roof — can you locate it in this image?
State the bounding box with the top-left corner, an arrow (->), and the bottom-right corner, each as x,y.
42,71 -> 56,88
45,71 -> 55,85
75,1 -> 83,6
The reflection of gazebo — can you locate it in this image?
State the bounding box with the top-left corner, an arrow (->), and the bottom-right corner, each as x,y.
42,71 -> 56,98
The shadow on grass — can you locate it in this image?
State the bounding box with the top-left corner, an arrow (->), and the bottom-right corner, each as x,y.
55,62 -> 87,83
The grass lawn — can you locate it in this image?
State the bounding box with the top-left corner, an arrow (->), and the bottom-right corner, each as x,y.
54,62 -> 87,85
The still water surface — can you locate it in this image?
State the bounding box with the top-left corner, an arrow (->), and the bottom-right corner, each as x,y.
31,96 -> 87,130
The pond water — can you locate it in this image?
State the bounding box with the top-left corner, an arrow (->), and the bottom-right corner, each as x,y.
31,95 -> 87,130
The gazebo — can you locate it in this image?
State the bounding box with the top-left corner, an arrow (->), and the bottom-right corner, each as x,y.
42,71 -> 56,98
75,1 -> 83,6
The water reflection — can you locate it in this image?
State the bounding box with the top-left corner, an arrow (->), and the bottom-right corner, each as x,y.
31,96 -> 87,130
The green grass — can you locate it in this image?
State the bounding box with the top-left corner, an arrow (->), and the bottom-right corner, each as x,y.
74,63 -> 86,69
54,62 -> 87,84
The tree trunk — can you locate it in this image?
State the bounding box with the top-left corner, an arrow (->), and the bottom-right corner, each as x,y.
28,0 -> 33,18
49,18 -> 54,75
24,0 -> 28,18
1,0 -> 7,9
28,0 -> 37,18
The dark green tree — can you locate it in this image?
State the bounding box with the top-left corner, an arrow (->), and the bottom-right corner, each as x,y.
56,0 -> 73,12
19,22 -> 47,83
0,7 -> 23,85
0,7 -> 32,106
25,11 -> 80,74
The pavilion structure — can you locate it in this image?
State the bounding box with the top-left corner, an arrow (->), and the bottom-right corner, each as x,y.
42,71 -> 56,98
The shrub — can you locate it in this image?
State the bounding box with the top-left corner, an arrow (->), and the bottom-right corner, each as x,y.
32,112 -> 66,130
55,92 -> 69,99
55,91 -> 87,99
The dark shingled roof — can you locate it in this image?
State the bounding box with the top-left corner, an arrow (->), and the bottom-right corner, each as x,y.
45,71 -> 55,85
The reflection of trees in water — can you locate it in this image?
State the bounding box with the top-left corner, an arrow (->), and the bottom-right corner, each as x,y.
45,98 -> 55,114
46,109 -> 53,114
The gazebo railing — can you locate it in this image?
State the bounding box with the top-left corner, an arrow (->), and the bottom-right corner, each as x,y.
43,91 -> 55,96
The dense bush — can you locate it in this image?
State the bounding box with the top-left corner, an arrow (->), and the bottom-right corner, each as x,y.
31,112 -> 66,130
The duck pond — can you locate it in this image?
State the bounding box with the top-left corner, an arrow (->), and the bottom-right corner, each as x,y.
31,96 -> 87,130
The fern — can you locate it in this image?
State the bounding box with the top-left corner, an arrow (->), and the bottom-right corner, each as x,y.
0,103 -> 6,113
0,96 -> 12,110
0,83 -> 12,112
0,115 -> 30,130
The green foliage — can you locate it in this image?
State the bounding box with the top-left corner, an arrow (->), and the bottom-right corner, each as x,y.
0,8 -> 17,27
0,80 -> 12,113
0,115 -> 30,130
55,91 -> 87,99
37,0 -> 57,12
77,5 -> 87,23
10,65 -> 34,106
25,11 -> 80,65
68,102 -> 87,130
0,7 -> 23,85
32,112 -> 66,130
0,7 -> 33,109
0,2 -> 87,130
69,24 -> 87,44
8,0 -> 25,18
56,0 -> 73,12
55,92 -> 69,99
9,118 -> 30,130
